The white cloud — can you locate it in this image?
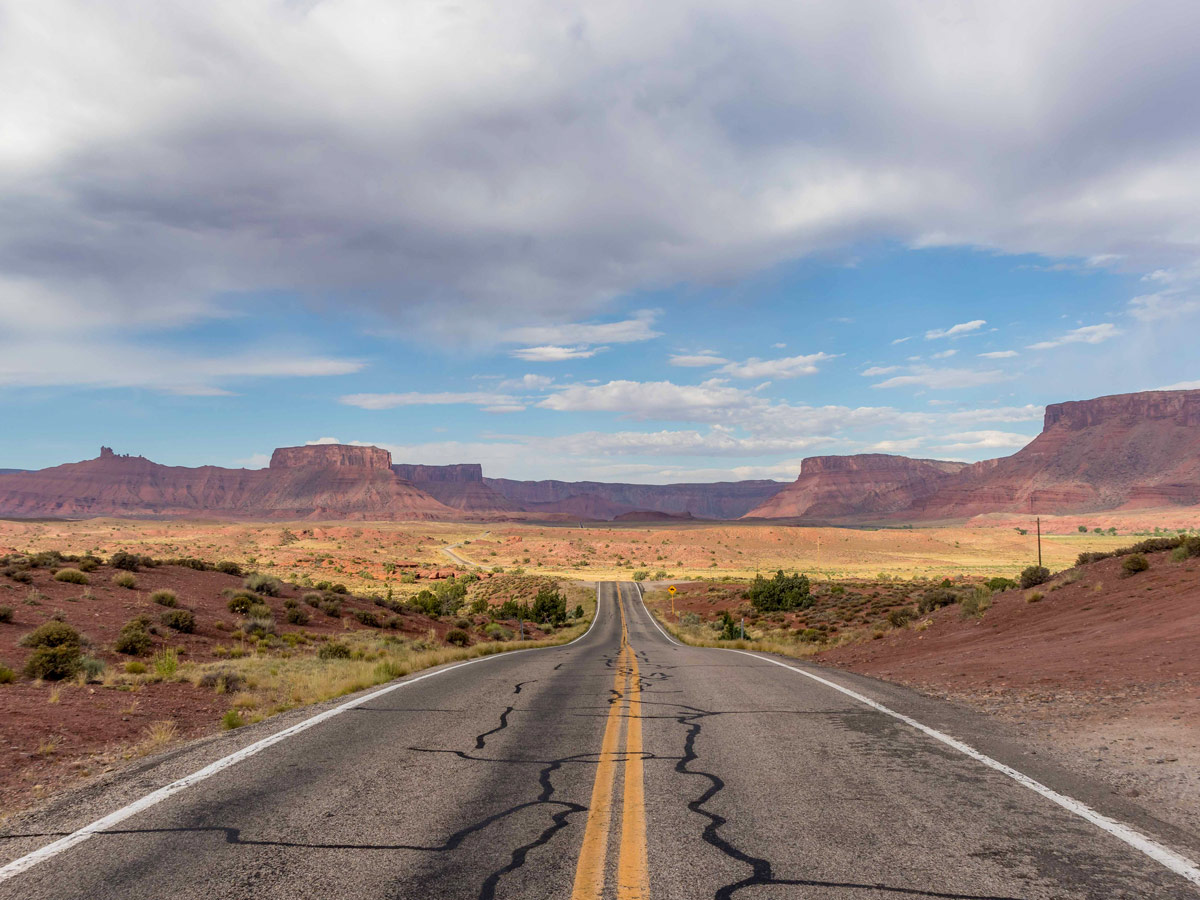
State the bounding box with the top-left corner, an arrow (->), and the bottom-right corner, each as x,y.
510,346 -> 601,362
539,379 -> 748,419
718,352 -> 836,379
6,0 -> 1200,362
933,430 -> 1036,452
497,373 -> 556,390
771,342 -> 787,349
1027,323 -> 1119,350
669,353 -> 729,367
860,366 -> 900,376
504,310 -> 661,346
925,320 -> 986,340
871,367 -> 1008,390
931,348 -> 958,359
891,337 -> 913,345
1128,290 -> 1200,321
339,391 -> 522,410
979,350 -> 1019,358
1156,380 -> 1200,391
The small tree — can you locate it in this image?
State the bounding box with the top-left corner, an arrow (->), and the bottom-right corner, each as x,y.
745,571 -> 812,612
1019,565 -> 1051,589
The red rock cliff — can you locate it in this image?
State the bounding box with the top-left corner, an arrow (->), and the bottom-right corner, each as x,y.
271,445 -> 393,470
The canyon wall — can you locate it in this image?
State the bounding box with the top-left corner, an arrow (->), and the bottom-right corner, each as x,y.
485,478 -> 787,519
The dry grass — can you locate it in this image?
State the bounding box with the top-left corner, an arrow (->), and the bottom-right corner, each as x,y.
137,720 -> 179,755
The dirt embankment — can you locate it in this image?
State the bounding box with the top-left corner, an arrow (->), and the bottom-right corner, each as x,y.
820,550 -> 1200,836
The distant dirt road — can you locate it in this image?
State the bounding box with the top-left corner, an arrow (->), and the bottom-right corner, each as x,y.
1,583 -> 1197,898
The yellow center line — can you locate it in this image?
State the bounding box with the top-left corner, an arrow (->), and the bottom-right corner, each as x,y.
571,586 -> 651,900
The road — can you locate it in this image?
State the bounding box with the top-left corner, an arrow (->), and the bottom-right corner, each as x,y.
1,582 -> 1197,898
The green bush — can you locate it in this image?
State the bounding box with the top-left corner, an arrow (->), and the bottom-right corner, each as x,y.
917,586 -> 961,614
245,616 -> 276,637
0,665 -> 15,684
151,590 -> 178,607
246,603 -> 271,619
216,561 -> 242,576
484,623 -> 513,641
0,606 -> 12,623
172,557 -> 209,571
653,570 -> 668,580
886,607 -> 915,627
8,569 -> 32,584
76,556 -> 100,573
329,583 -> 348,595
115,618 -> 153,655
161,609 -> 196,633
303,592 -> 323,608
244,574 -> 281,597
1121,554 -> 1150,576
632,570 -> 649,581
109,550 -> 149,571
53,568 -> 89,585
221,709 -> 244,730
125,660 -> 148,674
79,656 -> 106,681
320,599 -> 342,618
531,586 -> 568,625
112,571 -> 137,589
745,571 -> 812,612
285,606 -> 309,626
960,587 -> 993,618
984,577 -> 1017,592
318,641 -> 352,660
1019,566 -> 1051,589
446,628 -> 469,646
353,609 -> 381,627
226,592 -> 257,614
20,621 -> 84,680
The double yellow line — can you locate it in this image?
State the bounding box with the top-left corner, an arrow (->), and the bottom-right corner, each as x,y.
571,590 -> 650,900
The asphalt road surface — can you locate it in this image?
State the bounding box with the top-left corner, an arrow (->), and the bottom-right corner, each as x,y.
1,582 -> 1197,899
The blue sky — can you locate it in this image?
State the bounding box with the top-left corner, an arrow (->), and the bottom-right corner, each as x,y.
1,3 -> 1199,481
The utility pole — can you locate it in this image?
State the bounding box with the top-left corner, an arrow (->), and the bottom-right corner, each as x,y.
1037,516 -> 1042,568
740,617 -> 745,640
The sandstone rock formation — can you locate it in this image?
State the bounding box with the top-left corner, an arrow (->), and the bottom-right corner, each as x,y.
391,464 -> 518,512
484,478 -> 787,520
744,454 -> 968,519
0,445 -> 455,520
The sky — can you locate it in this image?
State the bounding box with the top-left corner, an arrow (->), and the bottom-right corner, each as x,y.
1,1 -> 1199,482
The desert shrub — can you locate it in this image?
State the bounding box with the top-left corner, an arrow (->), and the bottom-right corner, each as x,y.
79,656 -> 106,681
226,592 -> 257,614
353,609 -> 381,627
1121,554 -> 1150,576
917,587 -> 960,614
745,571 -> 812,612
717,611 -> 742,641
0,665 -> 15,684
285,606 -> 310,626
154,648 -> 179,677
115,618 -> 153,656
886,607 -> 915,627
8,569 -> 32,584
1182,536 -> 1200,558
151,590 -> 178,607
109,550 -> 143,571
484,623 -> 513,641
329,583 -> 348,595
653,569 -> 668,580
1019,566 -> 1051,589
172,557 -> 209,571
161,609 -> 195,633
245,616 -> 276,637
246,602 -> 271,619
984,577 -> 1017,592
960,588 -> 993,618
798,628 -> 823,643
303,592 -> 323,608
632,570 -> 649,581
320,599 -> 342,618
1025,590 -> 1044,603
446,628 -> 470,646
216,560 -> 242,575
125,660 -> 148,674
318,641 -> 352,660
284,597 -> 299,609
53,568 -> 89,585
112,571 -> 138,589
76,556 -> 100,572
531,586 -> 568,625
244,574 -> 281,596
222,709 -> 244,730
0,606 -> 12,623
20,621 -> 84,680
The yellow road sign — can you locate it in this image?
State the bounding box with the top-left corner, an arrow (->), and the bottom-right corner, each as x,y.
668,585 -> 676,594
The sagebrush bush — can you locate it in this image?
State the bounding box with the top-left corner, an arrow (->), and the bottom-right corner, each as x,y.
53,568 -> 89,585
216,560 -> 242,576
244,574 -> 281,597
318,641 -> 352,660
302,592 -> 323,608
125,660 -> 148,674
320,599 -> 342,618
484,623 -> 513,641
161,609 -> 195,633
886,607 -> 915,627
917,586 -> 961,614
959,588 -> 993,619
0,665 -> 15,684
285,606 -> 309,626
1026,590 -> 1044,603
115,618 -> 153,656
353,609 -> 381,627
151,590 -> 178,607
246,603 -> 271,619
1019,566 -> 1051,589
0,606 -> 13,623
446,628 -> 469,646
112,571 -> 137,589
1121,554 -> 1150,576
226,592 -> 257,614
20,620 -> 84,680
245,616 -> 276,637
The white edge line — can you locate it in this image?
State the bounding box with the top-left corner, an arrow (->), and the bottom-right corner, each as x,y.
633,582 -> 680,645
0,581 -> 608,884
634,584 -> 1200,889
